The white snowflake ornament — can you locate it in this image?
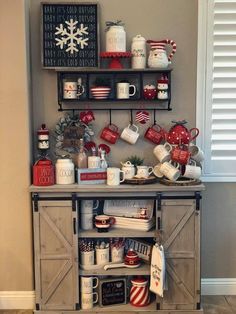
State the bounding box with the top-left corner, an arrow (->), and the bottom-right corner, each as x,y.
55,19 -> 89,54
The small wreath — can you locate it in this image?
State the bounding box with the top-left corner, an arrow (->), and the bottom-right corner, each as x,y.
54,114 -> 94,157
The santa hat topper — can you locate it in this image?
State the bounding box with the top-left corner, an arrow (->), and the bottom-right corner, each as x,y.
157,75 -> 169,84
147,39 -> 177,61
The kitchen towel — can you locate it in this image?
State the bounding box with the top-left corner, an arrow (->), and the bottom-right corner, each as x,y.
150,243 -> 165,297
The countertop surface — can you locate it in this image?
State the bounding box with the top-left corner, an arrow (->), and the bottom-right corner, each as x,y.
29,182 -> 205,193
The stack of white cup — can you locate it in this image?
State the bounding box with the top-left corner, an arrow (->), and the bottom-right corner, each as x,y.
81,276 -> 99,310
80,200 -> 99,230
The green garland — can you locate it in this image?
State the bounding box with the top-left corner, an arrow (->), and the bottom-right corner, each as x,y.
54,114 -> 94,157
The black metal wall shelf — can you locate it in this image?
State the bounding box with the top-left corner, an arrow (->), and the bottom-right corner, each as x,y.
57,67 -> 173,112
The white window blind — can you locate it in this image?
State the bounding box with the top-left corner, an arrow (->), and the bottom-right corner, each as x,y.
197,0 -> 236,181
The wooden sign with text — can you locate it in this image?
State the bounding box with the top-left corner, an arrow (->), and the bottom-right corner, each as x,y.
41,3 -> 99,68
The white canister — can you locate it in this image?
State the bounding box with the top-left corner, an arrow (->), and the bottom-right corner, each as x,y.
106,26 -> 126,52
131,35 -> 146,69
55,159 -> 75,184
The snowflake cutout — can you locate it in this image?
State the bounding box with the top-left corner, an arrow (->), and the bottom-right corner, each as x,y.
55,19 -> 89,54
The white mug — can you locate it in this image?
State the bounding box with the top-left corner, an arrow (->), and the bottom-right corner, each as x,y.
153,163 -> 164,178
136,165 -> 153,178
81,292 -> 98,310
111,246 -> 124,263
160,161 -> 180,181
81,200 -> 99,214
96,247 -> 109,265
182,160 -> 201,179
107,167 -> 125,185
121,124 -> 140,145
117,82 -> 136,99
81,212 -> 93,230
153,142 -> 172,163
88,156 -> 101,168
63,81 -> 77,99
81,276 -> 98,294
80,250 -> 95,265
189,145 -> 204,163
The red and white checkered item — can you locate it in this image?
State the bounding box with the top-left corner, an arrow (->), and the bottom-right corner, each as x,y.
136,110 -> 150,124
147,39 -> 177,61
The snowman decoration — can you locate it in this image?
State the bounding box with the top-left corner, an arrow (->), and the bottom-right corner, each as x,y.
157,76 -> 169,100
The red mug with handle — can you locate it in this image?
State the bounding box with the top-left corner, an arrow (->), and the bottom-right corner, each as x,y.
100,124 -> 120,144
144,124 -> 164,145
80,110 -> 95,124
171,146 -> 191,165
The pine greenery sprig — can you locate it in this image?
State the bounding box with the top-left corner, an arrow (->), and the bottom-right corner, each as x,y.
126,155 -> 144,166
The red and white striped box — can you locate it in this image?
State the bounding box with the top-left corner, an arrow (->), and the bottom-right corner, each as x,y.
77,168 -> 107,185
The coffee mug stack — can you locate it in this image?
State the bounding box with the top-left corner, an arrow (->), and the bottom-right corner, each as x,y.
153,143 -> 204,181
81,276 -> 99,310
80,200 -> 99,230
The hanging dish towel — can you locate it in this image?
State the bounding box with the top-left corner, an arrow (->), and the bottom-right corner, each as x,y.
150,244 -> 165,297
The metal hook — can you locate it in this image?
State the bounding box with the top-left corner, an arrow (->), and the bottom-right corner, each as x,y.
109,109 -> 112,125
130,109 -> 133,125
153,109 -> 157,125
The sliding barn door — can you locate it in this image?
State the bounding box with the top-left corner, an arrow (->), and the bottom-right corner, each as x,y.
157,199 -> 200,310
33,200 -> 79,310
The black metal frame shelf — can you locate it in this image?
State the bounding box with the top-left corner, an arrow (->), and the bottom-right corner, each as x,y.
57,67 -> 173,112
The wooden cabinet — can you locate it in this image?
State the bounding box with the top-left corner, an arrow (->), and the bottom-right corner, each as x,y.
31,184 -> 204,314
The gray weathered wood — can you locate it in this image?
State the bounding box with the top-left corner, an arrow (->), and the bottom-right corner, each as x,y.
29,183 -> 205,193
32,186 -> 203,314
34,201 -> 78,310
156,200 -> 200,310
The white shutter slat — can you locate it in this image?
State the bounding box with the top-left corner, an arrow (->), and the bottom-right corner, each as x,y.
213,102 -> 236,109
214,2 -> 236,13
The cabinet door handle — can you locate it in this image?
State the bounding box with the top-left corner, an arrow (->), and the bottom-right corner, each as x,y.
157,217 -> 161,230
73,218 -> 77,234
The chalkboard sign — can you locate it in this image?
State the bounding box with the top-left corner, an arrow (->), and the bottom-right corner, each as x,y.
41,3 -> 99,68
99,278 -> 127,307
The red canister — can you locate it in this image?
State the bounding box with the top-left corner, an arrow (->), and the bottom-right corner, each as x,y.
33,159 -> 55,186
130,277 -> 150,307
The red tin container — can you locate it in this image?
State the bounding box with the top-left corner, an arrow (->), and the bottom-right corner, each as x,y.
33,159 -> 55,186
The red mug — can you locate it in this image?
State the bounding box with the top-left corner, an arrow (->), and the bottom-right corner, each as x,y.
95,215 -> 116,232
100,124 -> 120,144
80,110 -> 95,124
144,124 -> 163,144
171,146 -> 191,165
